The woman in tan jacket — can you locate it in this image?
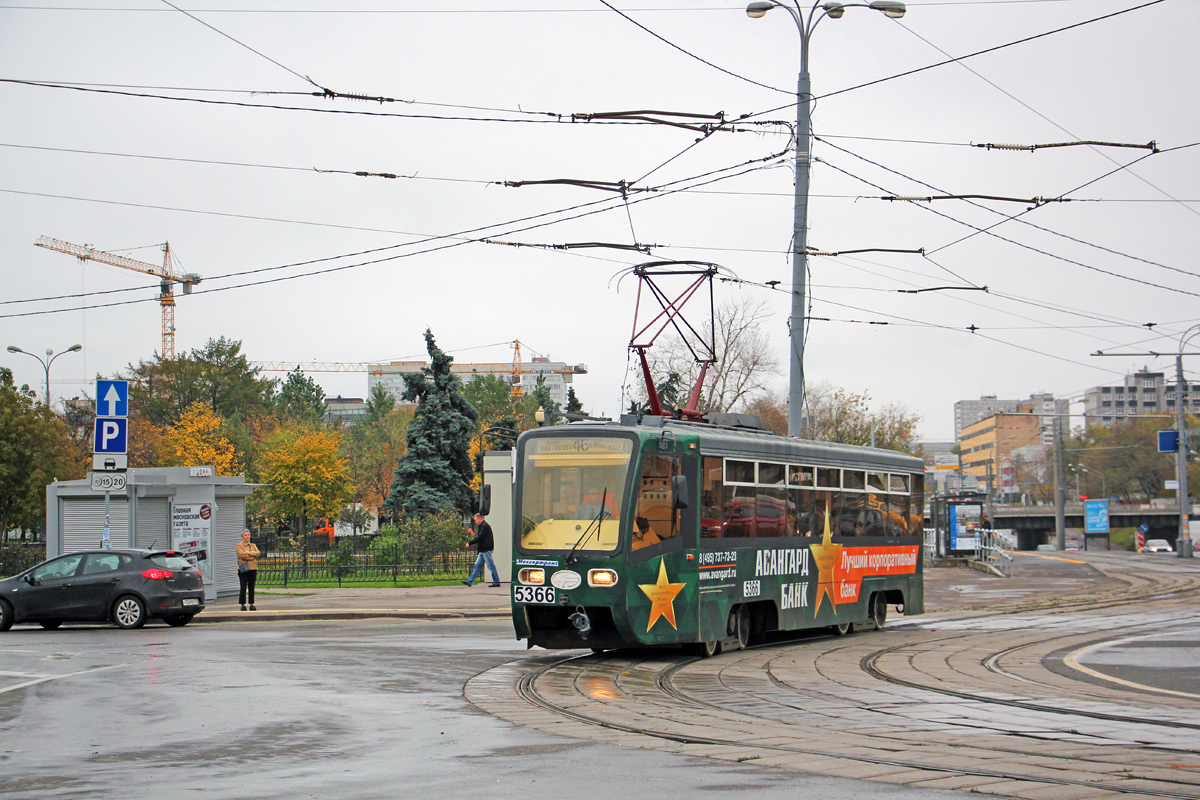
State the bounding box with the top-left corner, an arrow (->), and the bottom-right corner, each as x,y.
236,530 -> 260,611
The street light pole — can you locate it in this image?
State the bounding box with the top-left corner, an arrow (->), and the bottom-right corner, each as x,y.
1175,324 -> 1200,558
5,343 -> 82,408
747,0 -> 906,438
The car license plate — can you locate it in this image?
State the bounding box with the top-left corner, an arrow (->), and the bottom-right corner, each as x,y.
513,585 -> 555,605
182,598 -> 199,606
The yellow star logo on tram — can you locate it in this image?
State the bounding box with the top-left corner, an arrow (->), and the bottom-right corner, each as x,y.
639,558 -> 686,631
809,506 -> 842,616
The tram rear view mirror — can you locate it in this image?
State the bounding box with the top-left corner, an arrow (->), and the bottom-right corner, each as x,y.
478,484 -> 492,516
672,475 -> 690,510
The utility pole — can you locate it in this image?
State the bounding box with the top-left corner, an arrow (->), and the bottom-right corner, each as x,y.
1054,414 -> 1066,550
744,0 -> 907,438
1092,333 -> 1199,558
1176,354 -> 1193,557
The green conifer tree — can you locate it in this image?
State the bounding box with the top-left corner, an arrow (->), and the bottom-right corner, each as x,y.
565,386 -> 583,417
383,329 -> 479,516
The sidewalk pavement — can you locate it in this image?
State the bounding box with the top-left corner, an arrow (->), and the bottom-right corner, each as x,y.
196,550 -> 1169,624
198,581 -> 513,623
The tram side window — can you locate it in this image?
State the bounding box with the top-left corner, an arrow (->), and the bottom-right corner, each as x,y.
909,474 -> 925,534
887,494 -> 910,535
701,457 -> 724,538
757,486 -> 787,537
811,490 -> 840,536
861,493 -> 885,537
841,491 -> 866,536
724,485 -> 756,538
633,455 -> 681,548
790,487 -> 816,536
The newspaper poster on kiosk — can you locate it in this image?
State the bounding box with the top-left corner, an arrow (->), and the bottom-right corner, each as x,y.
171,503 -> 214,584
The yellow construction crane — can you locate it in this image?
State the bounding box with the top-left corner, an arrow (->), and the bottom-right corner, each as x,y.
36,236 -> 202,359
251,341 -> 586,398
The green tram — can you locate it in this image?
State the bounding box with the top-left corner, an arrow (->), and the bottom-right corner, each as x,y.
510,414 -> 925,656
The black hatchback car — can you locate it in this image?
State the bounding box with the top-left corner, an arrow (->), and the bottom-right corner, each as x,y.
0,549 -> 205,631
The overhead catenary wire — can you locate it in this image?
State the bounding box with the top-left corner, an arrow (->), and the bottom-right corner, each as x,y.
597,0 -> 790,96
720,273 -> 1130,376
823,137 -> 1200,278
2,145 -> 791,316
0,79 -> 756,130
897,17 -> 1198,221
740,0 -> 1167,122
817,142 -> 1200,295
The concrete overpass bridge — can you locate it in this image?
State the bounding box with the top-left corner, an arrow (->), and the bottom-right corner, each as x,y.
988,503 -> 1183,549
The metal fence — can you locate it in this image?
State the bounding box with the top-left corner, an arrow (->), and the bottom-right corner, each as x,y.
974,528 -> 1015,578
255,548 -> 477,587
923,527 -> 937,563
0,541 -> 478,586
0,544 -> 45,578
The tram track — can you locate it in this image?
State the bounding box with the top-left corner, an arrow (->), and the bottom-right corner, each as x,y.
859,614 -> 1200,732
476,560 -> 1200,800
511,646 -> 1200,799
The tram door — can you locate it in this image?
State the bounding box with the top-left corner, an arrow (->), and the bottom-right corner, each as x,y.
626,449 -> 701,644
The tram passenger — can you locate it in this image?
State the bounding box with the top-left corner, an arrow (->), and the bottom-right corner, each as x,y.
632,516 -> 661,550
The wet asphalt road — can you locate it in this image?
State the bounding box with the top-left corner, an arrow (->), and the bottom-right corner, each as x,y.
0,617 -> 980,800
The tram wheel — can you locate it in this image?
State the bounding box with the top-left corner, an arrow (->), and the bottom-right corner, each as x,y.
869,593 -> 888,630
831,621 -> 852,636
729,606 -> 750,650
688,639 -> 723,658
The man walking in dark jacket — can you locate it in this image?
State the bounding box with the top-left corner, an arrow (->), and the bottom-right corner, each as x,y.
462,512 -> 501,587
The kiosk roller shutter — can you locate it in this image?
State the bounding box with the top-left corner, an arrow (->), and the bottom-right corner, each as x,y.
60,498 -> 130,553
214,498 -> 245,597
134,498 -> 170,550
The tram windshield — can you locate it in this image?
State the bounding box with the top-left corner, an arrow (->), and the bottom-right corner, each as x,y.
519,435 -> 634,552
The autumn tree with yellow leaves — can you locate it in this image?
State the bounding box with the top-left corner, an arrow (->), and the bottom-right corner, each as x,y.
257,427 -> 349,539
158,401 -> 242,475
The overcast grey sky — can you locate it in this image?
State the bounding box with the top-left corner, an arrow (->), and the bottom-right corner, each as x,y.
2,0 -> 1197,440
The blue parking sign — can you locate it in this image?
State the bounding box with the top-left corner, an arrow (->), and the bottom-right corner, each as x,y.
93,417 -> 128,454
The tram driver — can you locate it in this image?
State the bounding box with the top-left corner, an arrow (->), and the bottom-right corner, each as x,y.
577,486 -> 617,520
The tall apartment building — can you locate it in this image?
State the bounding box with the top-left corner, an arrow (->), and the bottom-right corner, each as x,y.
959,407 -> 1043,502
323,396 -> 368,424
368,356 -> 586,408
954,393 -> 1067,447
1082,368 -> 1200,427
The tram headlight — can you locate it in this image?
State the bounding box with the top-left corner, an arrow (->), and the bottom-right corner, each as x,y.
518,568 -> 545,585
588,569 -> 618,587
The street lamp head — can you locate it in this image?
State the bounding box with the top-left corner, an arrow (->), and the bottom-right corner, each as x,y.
5,346 -> 21,354
535,406 -> 546,425
67,344 -> 82,353
822,2 -> 846,18
746,1 -> 776,18
869,0 -> 906,18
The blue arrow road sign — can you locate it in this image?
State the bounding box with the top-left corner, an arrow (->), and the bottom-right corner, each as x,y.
93,417 -> 128,455
95,380 -> 129,417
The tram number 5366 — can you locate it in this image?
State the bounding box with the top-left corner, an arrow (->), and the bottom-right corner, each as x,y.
513,586 -> 556,605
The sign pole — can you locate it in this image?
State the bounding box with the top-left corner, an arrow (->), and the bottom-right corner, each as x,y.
103,490 -> 111,549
